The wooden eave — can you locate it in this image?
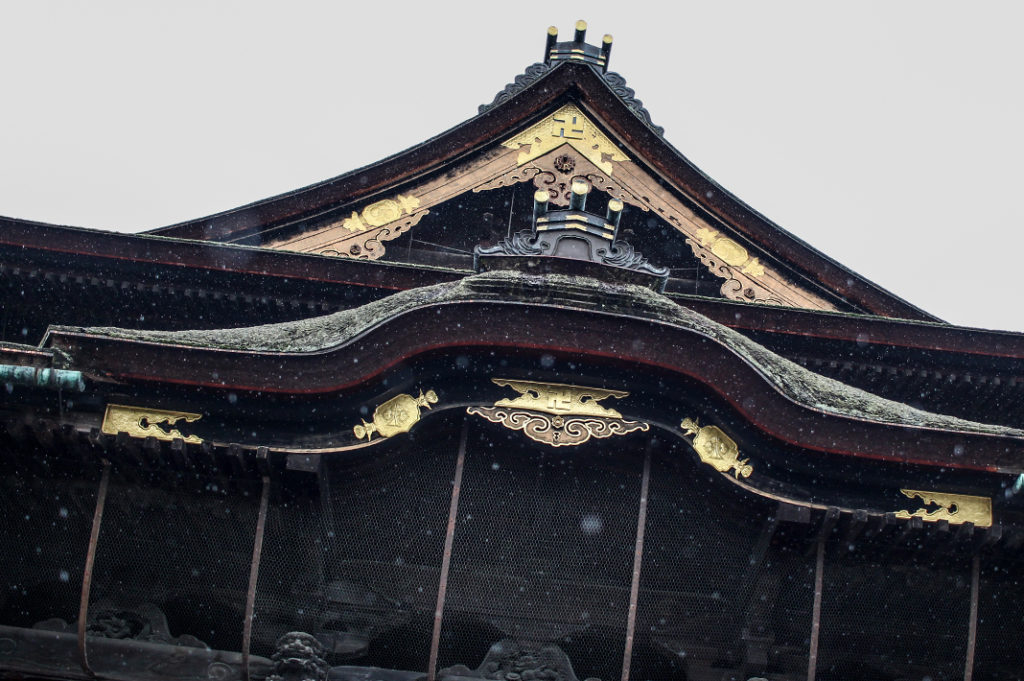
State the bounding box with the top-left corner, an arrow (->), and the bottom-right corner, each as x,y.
2,219 -> 1023,369
41,296 -> 1024,474
145,61 -> 935,322
0,216 -> 462,293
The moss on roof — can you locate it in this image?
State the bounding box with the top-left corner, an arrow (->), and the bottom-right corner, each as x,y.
60,270 -> 1021,438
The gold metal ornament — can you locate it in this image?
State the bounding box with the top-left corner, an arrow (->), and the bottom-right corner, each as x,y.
680,417 -> 752,478
468,378 -> 647,447
101,404 -> 203,444
502,104 -> 629,175
491,378 -> 627,418
353,389 -> 438,441
342,194 -> 421,232
895,489 -> 992,527
467,406 -> 648,447
692,227 -> 765,278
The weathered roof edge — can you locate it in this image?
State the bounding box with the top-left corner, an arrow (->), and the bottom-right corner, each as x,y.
479,63 -> 664,136
8,218 -> 1024,362
55,270 -> 1017,440
138,59 -> 933,321
5,53 -> 935,321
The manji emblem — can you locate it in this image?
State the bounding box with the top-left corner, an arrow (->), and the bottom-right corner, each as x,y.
895,489 -> 992,527
502,103 -> 629,175
680,417 -> 753,478
353,389 -> 438,441
101,404 -> 203,444
467,378 -> 648,448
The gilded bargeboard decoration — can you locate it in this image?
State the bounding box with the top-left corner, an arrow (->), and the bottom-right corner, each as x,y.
895,489 -> 992,527
321,193 -> 427,259
267,101 -> 835,311
101,404 -> 203,444
472,146 -> 644,210
484,107 -> 832,309
353,389 -> 438,441
467,378 -> 648,447
680,417 -> 753,478
340,194 -> 421,233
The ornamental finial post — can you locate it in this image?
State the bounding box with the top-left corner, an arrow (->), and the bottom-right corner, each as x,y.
543,21 -> 612,72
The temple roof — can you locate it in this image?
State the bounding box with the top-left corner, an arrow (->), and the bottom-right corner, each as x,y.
133,26 -> 933,321
41,270 -> 1024,474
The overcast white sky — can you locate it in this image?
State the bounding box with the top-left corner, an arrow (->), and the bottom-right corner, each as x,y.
2,2 -> 1023,331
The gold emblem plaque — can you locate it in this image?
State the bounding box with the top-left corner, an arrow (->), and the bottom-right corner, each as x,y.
680,417 -> 753,478
353,389 -> 438,441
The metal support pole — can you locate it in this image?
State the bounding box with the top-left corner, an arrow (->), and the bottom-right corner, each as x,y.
807,539 -> 825,681
78,460 -> 111,676
243,475 -> 271,681
428,422 -> 468,681
620,446 -> 652,681
964,555 -> 980,681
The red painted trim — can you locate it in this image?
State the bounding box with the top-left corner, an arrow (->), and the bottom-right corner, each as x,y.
45,300 -> 1023,473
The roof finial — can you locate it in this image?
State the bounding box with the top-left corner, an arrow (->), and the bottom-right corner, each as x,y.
574,20 -> 587,43
543,21 -> 611,72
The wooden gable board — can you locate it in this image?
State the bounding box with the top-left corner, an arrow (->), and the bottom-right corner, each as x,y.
148,61 -> 935,321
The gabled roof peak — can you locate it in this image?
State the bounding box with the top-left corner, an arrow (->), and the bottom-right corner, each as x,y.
477,59 -> 664,137
544,20 -> 613,71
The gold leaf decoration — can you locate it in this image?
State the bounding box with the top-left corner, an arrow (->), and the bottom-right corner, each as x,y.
353,389 -> 438,441
680,417 -> 752,478
467,406 -> 648,447
502,104 -> 629,175
468,378 -> 646,448
342,194 -> 421,233
101,404 -> 203,444
895,489 -> 992,527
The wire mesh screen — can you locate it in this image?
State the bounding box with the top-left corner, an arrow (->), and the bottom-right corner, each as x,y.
0,468 -> 99,676
250,493 -> 326,657
628,445 -> 792,681
973,556 -> 1024,680
264,429 -> 461,673
437,425 -> 645,681
87,468 -> 260,673
817,549 -> 971,681
763,547 -> 815,674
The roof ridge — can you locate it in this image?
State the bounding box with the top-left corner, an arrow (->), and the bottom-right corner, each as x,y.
479,62 -> 664,137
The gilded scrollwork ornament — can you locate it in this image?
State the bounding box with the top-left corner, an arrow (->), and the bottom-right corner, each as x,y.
472,151 -> 645,212
321,210 -> 428,260
467,406 -> 648,447
895,489 -> 992,527
353,389 -> 438,441
341,194 -> 421,233
680,417 -> 753,478
683,227 -> 785,305
101,404 -> 203,444
468,378 -> 648,447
